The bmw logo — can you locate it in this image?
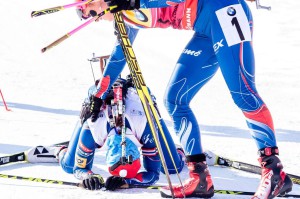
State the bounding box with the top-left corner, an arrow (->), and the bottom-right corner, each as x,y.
227,7 -> 236,16
134,10 -> 148,22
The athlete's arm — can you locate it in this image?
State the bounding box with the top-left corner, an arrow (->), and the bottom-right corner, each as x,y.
97,26 -> 139,99
139,0 -> 185,9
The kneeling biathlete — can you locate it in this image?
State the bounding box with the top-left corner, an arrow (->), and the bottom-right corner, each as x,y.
58,75 -> 185,190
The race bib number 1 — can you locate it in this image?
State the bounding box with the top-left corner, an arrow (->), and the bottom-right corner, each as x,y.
216,4 -> 251,46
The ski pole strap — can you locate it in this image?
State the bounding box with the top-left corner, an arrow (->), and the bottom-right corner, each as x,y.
258,147 -> 279,157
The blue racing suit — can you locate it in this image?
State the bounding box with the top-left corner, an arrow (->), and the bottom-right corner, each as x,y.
94,0 -> 277,156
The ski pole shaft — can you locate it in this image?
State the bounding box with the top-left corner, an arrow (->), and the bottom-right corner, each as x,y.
0,173 -> 81,187
41,8 -> 111,53
0,89 -> 11,111
31,0 -> 94,17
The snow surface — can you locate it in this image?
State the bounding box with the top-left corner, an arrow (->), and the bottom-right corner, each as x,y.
1,0 -> 300,198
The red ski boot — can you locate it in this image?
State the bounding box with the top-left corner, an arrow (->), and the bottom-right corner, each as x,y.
160,154 -> 214,198
252,147 -> 293,199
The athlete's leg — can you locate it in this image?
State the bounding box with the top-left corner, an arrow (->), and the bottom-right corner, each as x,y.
164,33 -> 218,156
209,0 -> 293,197
73,122 -> 98,179
59,120 -> 82,174
210,0 -> 276,149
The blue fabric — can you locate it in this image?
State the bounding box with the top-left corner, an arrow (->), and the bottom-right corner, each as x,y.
101,0 -> 275,153
60,121 -> 97,179
100,28 -> 139,99
59,120 -> 82,174
72,124 -> 97,179
158,119 -> 184,174
105,133 -> 140,166
125,155 -> 160,186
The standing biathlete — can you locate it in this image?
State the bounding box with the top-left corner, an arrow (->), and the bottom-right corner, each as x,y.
76,0 -> 293,198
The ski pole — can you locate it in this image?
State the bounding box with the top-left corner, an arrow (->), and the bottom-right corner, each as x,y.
41,7 -> 114,53
0,173 -> 80,187
1,173 -> 299,197
113,11 -> 182,199
31,0 -> 94,18
0,89 -> 11,111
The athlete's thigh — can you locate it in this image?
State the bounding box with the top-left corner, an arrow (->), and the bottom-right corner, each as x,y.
165,33 -> 218,104
209,0 -> 259,108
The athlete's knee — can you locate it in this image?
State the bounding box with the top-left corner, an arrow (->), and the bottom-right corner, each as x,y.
230,91 -> 264,111
164,96 -> 175,113
160,148 -> 185,174
59,149 -> 75,174
79,127 -> 97,150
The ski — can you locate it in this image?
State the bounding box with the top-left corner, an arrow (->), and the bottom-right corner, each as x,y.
0,152 -> 25,166
0,141 -> 69,166
1,173 -> 299,198
216,155 -> 300,185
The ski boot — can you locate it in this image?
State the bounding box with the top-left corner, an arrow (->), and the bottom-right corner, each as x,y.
252,147 -> 293,199
55,145 -> 68,162
25,145 -> 62,163
160,154 -> 214,198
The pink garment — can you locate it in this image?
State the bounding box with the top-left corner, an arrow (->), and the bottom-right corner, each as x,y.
122,0 -> 197,30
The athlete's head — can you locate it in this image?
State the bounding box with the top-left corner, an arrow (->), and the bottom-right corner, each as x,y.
105,133 -> 141,178
75,0 -> 91,20
75,0 -> 113,21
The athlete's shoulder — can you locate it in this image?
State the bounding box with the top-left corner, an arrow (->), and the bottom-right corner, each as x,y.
140,0 -> 186,8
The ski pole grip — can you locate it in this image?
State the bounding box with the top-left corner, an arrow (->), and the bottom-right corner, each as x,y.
41,34 -> 70,53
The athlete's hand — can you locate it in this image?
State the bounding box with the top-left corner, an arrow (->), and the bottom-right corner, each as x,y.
105,176 -> 127,191
105,0 -> 140,13
90,96 -> 103,122
82,174 -> 105,190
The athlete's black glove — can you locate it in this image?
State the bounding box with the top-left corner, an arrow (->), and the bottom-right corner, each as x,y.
90,96 -> 103,122
105,0 -> 140,13
82,175 -> 105,190
105,176 -> 127,191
